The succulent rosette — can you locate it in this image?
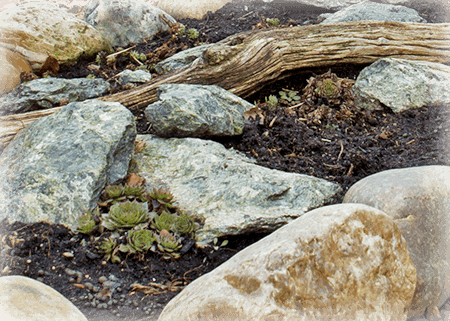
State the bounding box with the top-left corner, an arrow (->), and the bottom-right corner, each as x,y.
119,229 -> 156,254
156,229 -> 182,254
102,200 -> 150,230
77,208 -> 100,235
152,211 -> 175,232
172,213 -> 196,237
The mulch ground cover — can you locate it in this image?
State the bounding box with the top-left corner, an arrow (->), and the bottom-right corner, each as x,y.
1,1 -> 449,320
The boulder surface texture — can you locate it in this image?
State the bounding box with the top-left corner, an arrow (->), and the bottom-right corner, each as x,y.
158,203 -> 416,321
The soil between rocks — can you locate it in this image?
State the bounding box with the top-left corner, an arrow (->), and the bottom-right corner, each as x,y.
1,1 -> 450,321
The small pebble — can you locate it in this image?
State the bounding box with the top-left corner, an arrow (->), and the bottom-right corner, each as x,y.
109,274 -> 118,281
107,300 -> 113,306
26,259 -> 32,264
92,286 -> 100,293
98,276 -> 108,283
1,266 -> 11,274
64,268 -> 76,276
116,287 -> 122,292
84,282 -> 94,291
38,270 -> 45,276
68,277 -> 75,283
133,300 -> 139,307
62,252 -> 74,258
36,277 -> 43,282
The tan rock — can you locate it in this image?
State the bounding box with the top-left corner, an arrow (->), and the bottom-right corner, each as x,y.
344,165 -> 450,317
0,275 -> 88,321
158,203 -> 416,321
0,47 -> 31,94
0,1 -> 111,71
157,0 -> 231,19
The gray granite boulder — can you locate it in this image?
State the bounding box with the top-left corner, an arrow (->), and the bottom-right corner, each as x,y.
154,44 -> 213,75
118,69 -> 152,85
0,99 -> 136,230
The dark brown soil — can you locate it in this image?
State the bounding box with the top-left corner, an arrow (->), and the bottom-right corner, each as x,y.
1,1 -> 449,321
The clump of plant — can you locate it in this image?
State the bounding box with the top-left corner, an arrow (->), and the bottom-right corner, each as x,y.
149,187 -> 175,213
279,89 -> 300,103
130,50 -> 147,62
102,200 -> 150,230
187,28 -> 199,39
175,23 -> 185,36
265,95 -> 278,110
97,237 -> 121,263
119,229 -> 156,254
267,18 -> 280,26
77,207 -> 101,235
156,229 -> 182,259
172,213 -> 196,238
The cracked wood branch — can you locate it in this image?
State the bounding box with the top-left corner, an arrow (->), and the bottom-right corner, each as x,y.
1,21 -> 450,148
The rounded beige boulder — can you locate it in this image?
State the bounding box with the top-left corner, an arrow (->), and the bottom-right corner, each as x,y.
157,0 -> 232,19
0,47 -> 31,94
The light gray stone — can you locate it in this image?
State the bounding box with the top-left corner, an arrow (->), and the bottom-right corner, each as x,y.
353,58 -> 450,113
344,166 -> 450,317
158,203 -> 416,321
145,84 -> 254,138
118,69 -> 152,85
0,276 -> 88,321
0,99 -> 136,230
0,77 -> 111,115
154,44 -> 213,75
320,1 -> 426,24
85,0 -> 176,47
133,134 -> 341,241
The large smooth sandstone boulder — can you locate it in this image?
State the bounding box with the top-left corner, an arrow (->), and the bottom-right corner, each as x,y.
344,166 -> 450,317
158,203 -> 416,321
157,0 -> 231,19
84,0 -> 176,47
0,1 -> 111,70
0,47 -> 31,94
0,275 -> 88,321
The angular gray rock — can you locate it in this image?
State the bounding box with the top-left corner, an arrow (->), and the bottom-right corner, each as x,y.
319,1 -> 426,24
353,58 -> 450,113
0,275 -> 88,321
344,166 -> 450,317
133,134 -> 341,241
154,44 -> 213,75
118,69 -> 152,85
0,77 -> 111,115
84,0 -> 176,47
0,99 -> 136,230
145,84 -> 254,138
158,203 -> 416,321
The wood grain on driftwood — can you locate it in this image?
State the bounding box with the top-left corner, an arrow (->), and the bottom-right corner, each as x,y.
1,21 -> 450,148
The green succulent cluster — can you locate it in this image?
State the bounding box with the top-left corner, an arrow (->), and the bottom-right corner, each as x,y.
265,95 -> 278,110
267,18 -> 280,26
279,90 -> 300,103
130,50 -> 147,62
187,28 -> 199,39
119,229 -> 156,254
78,183 -> 198,263
102,200 -> 150,230
156,229 -> 182,259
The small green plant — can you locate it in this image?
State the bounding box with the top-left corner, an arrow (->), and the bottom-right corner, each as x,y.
172,213 -> 196,237
130,50 -> 147,62
265,95 -> 278,109
212,237 -> 228,252
152,211 -> 175,232
156,229 -> 182,259
98,237 -> 121,263
95,53 -> 102,65
105,184 -> 124,199
119,229 -> 156,254
77,208 -> 100,235
102,200 -> 149,230
149,187 -> 175,212
316,79 -> 340,99
86,74 -> 96,79
267,18 -> 280,26
123,185 -> 146,201
187,28 -> 199,39
279,90 -> 300,103
106,55 -> 116,66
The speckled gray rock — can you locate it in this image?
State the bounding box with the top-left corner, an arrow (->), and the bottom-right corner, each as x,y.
0,99 -> 136,230
133,134 -> 342,241
145,84 -> 254,138
0,275 -> 88,321
158,203 -> 416,321
84,0 -> 176,47
353,58 -> 450,113
344,166 -> 450,318
154,44 -> 213,75
319,1 -> 426,24
0,77 -> 111,115
118,69 -> 152,85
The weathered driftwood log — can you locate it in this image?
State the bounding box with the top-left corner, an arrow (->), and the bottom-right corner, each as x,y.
1,20 -> 450,149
